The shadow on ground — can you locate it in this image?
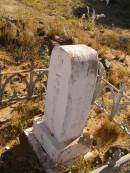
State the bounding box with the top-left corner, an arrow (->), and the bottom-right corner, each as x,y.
73,0 -> 130,28
0,134 -> 44,173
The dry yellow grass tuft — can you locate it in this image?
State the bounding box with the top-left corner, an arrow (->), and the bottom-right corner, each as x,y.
21,0 -> 47,11
109,63 -> 129,86
99,31 -> 119,49
71,157 -> 91,173
94,116 -> 122,147
21,0 -> 82,17
99,30 -> 130,54
11,98 -> 44,130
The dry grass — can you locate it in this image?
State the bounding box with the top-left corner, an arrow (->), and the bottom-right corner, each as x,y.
71,157 -> 91,173
0,0 -> 97,48
94,116 -> 122,147
11,98 -> 44,130
0,99 -> 43,145
98,30 -> 130,54
99,31 -> 119,49
109,63 -> 129,86
21,0 -> 47,11
0,15 -> 37,46
0,1 -> 130,172
0,11 -> 41,63
21,0 -> 82,17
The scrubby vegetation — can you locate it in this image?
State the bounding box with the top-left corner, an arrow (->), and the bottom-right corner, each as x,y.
0,0 -> 130,173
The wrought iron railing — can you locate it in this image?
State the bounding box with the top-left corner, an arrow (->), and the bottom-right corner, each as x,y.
0,68 -> 48,105
92,63 -> 130,136
0,63 -> 129,135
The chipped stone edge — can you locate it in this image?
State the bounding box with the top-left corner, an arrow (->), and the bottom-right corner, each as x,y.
24,127 -> 63,173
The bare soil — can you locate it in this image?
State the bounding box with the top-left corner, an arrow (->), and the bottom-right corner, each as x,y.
0,0 -> 25,14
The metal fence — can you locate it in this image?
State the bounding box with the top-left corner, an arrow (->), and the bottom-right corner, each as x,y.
92,63 -> 130,136
0,67 -> 48,105
0,64 -> 130,135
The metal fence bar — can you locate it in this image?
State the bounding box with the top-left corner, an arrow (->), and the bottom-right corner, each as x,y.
0,68 -> 48,105
92,63 -> 130,136
0,64 -> 129,135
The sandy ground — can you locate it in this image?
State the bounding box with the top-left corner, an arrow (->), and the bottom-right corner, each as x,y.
0,0 -> 25,14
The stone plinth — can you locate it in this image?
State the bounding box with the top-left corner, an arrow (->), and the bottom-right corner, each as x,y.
25,44 -> 98,166
33,117 -> 92,163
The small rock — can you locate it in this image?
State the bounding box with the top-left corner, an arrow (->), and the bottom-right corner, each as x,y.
54,35 -> 63,42
119,55 -> 125,63
37,25 -> 45,37
5,146 -> 10,151
96,13 -> 105,20
84,149 -> 99,163
81,13 -> 86,19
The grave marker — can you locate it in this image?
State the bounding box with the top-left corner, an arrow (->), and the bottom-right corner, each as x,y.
25,44 -> 98,166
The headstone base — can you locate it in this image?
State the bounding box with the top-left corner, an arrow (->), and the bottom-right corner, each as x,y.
24,117 -> 92,172
24,127 -> 61,173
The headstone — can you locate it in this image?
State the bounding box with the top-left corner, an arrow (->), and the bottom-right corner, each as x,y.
25,44 -> 98,165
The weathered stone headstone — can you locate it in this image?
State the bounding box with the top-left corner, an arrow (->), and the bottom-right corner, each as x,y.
25,44 -> 98,166
44,45 -> 98,142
